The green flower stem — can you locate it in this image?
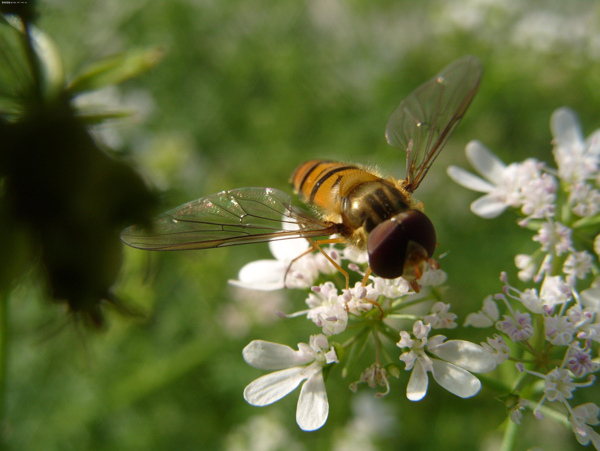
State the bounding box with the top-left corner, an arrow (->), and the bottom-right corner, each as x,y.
0,290 -> 8,447
500,418 -> 518,451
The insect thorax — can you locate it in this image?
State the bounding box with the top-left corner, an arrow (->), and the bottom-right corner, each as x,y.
340,179 -> 411,249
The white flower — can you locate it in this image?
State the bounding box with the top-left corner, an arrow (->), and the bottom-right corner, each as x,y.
242,335 -> 336,431
519,171 -> 557,220
563,251 -> 593,281
523,366 -> 595,406
397,321 -> 496,401
581,278 -> 600,315
570,403 -> 600,448
306,282 -> 348,335
543,368 -> 578,402
496,310 -> 534,342
569,183 -> 600,217
370,276 -> 411,299
533,222 -> 573,256
424,302 -> 457,329
515,253 -> 537,282
544,315 -> 575,346
481,334 -> 510,364
418,268 -> 448,287
464,295 -> 500,328
540,275 -> 572,310
344,282 -> 374,315
229,237 -> 340,291
447,141 -> 555,219
566,344 -> 600,377
551,107 -> 600,185
447,141 -> 520,218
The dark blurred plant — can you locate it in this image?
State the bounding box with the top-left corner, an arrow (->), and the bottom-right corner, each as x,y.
0,4 -> 161,328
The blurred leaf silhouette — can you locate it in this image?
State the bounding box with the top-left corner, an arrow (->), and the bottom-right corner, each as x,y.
0,10 -> 160,327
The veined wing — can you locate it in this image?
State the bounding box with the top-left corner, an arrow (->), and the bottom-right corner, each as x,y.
385,56 -> 482,192
120,187 -> 340,250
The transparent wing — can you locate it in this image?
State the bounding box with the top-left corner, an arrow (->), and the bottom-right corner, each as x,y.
385,56 -> 482,192
120,187 -> 340,250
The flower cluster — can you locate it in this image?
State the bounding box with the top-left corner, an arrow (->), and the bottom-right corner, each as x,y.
233,214 -> 496,430
451,107 -> 600,449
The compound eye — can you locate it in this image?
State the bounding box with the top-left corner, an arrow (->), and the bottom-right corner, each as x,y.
367,210 -> 437,279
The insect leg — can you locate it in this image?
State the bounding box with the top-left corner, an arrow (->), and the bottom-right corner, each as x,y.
282,244 -> 319,289
361,267 -> 372,287
309,237 -> 349,289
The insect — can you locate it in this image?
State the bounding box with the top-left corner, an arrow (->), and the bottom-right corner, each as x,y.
121,56 -> 482,290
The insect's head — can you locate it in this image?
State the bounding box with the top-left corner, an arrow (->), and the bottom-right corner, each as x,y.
366,210 -> 437,280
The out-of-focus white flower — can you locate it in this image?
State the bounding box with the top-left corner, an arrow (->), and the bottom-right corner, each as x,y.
533,222 -> 573,257
515,253 -> 537,282
563,251 -> 593,281
551,107 -> 600,185
569,183 -> 600,217
570,403 -> 600,448
464,295 -> 500,328
540,275 -> 572,311
418,268 -> 448,287
581,277 -> 600,315
349,364 -> 393,398
397,321 -> 496,401
242,335 -> 337,431
332,393 -> 397,451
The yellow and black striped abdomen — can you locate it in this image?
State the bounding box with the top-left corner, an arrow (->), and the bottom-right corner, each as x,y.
290,160 -> 380,212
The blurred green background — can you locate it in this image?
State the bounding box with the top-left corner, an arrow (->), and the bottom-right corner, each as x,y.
3,0 -> 600,450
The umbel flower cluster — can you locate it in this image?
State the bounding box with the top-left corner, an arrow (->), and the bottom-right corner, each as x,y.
232,240 -> 497,431
448,107 -> 600,449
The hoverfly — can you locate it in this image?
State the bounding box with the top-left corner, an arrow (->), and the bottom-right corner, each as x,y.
121,56 -> 482,290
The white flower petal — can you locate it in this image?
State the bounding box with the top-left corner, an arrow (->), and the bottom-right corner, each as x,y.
586,130 -> 600,157
470,194 -> 508,218
447,166 -> 495,192
296,369 -> 329,431
466,141 -> 507,184
463,312 -> 494,328
431,359 -> 482,398
428,340 -> 497,373
406,359 -> 429,401
243,340 -> 314,369
551,107 -> 583,149
269,237 -> 310,261
243,367 -> 308,406
229,260 -> 286,291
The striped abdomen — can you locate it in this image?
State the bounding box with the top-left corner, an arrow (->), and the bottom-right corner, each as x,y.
290,160 -> 412,247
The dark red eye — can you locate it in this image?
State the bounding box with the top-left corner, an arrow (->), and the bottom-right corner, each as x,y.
367,210 -> 436,279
